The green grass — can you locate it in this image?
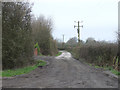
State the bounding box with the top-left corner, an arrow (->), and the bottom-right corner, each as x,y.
56,52 -> 62,56
40,53 -> 43,56
104,66 -> 113,70
36,60 -> 47,67
104,66 -> 120,76
88,64 -> 92,66
90,64 -> 120,76
2,60 -> 47,77
95,65 -> 102,68
111,69 -> 120,75
2,65 -> 37,77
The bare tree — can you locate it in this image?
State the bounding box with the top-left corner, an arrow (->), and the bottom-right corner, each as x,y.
31,15 -> 57,55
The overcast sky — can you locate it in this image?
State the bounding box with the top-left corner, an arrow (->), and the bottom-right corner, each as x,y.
31,0 -> 119,42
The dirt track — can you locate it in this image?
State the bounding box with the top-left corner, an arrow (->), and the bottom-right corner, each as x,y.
2,51 -> 118,88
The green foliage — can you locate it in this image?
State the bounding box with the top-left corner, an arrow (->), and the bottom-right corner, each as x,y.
36,60 -> 47,67
104,66 -> 120,75
2,2 -> 34,70
87,64 -> 120,76
66,40 -> 118,71
111,69 -> 120,75
72,43 -> 117,67
2,60 -> 47,77
95,66 -> 101,68
2,2 -> 58,70
34,42 -> 40,54
56,52 -> 62,56
2,65 -> 37,77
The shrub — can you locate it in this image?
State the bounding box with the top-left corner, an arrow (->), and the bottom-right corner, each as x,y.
69,42 -> 118,68
2,2 -> 34,70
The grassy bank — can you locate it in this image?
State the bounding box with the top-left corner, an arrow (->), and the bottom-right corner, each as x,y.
56,52 -> 62,56
66,42 -> 119,75
88,63 -> 120,76
67,49 -> 119,76
2,60 -> 47,77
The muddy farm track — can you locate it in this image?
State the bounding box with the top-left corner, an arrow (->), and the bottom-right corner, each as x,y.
2,51 -> 118,88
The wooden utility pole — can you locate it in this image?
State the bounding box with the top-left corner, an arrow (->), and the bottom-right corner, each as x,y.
74,21 -> 83,43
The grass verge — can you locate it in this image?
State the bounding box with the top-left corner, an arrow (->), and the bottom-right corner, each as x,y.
92,65 -> 120,76
104,66 -> 120,75
56,52 -> 62,56
2,60 -> 47,77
